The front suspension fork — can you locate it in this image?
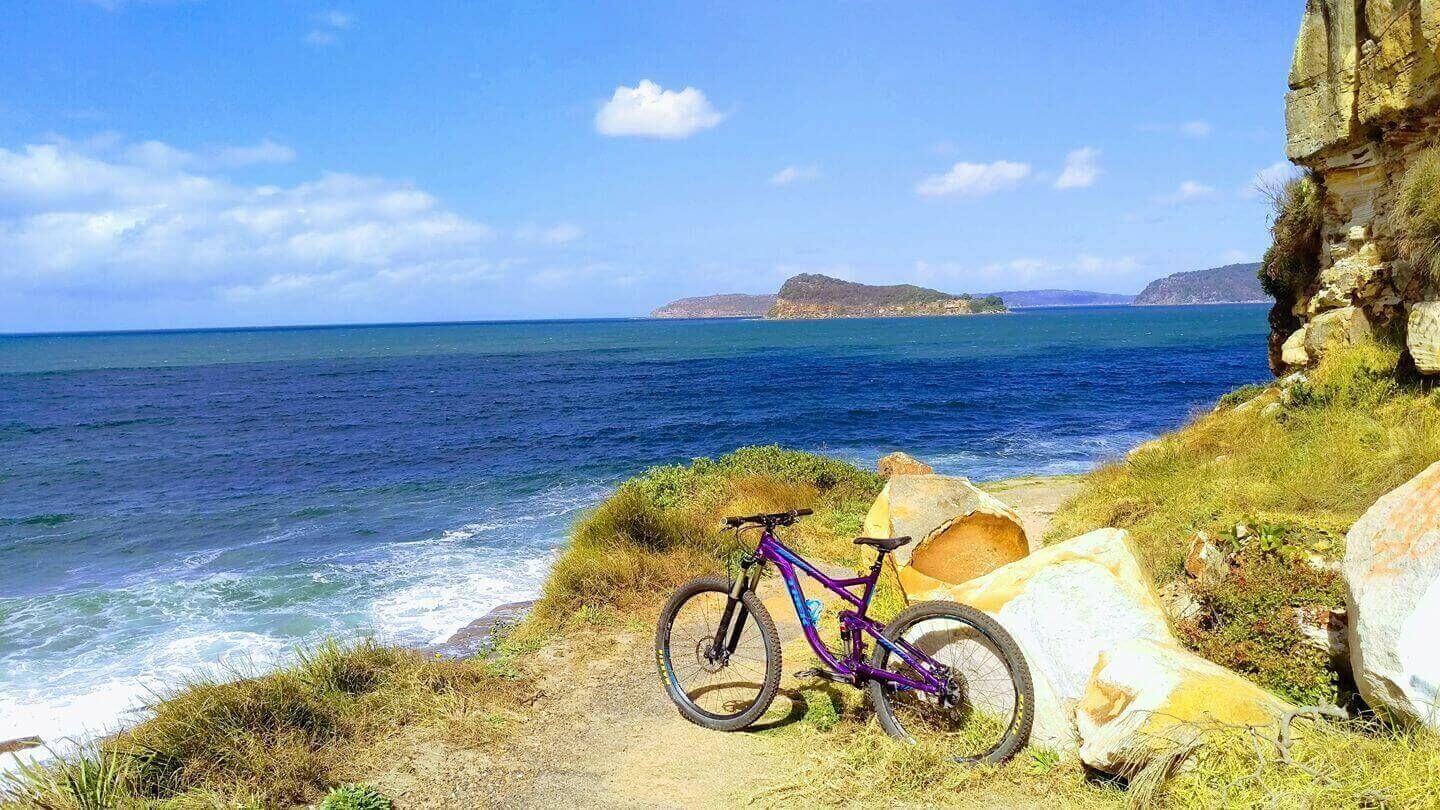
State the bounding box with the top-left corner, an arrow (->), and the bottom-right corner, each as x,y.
712,556 -> 763,658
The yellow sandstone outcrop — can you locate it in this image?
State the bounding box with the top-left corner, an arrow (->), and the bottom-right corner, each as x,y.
1076,639 -> 1295,776
862,475 -> 1028,593
1276,0 -> 1440,374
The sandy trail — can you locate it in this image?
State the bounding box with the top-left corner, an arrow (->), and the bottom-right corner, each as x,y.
371,477 -> 1070,808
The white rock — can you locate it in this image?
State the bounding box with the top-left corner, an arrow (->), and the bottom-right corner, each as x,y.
1407,301 -> 1440,375
916,528 -> 1175,755
1303,305 -> 1372,360
1076,638 -> 1294,777
1344,461 -> 1440,729
1281,326 -> 1311,367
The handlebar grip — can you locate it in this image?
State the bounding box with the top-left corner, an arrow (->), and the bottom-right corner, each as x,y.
794,508 -> 813,517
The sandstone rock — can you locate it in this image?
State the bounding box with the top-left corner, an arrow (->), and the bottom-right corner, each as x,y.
1407,302 -> 1440,374
915,528 -> 1175,754
1076,638 -> 1294,777
1344,461 -> 1440,729
1281,326 -> 1311,367
1183,532 -> 1230,588
423,600 -> 535,660
876,451 -> 934,477
862,475 -> 1027,583
1274,0 -> 1440,378
1158,580 -> 1204,624
1303,305 -> 1371,360
1295,605 -> 1349,665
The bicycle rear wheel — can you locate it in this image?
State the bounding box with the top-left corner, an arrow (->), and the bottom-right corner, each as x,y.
655,575 -> 782,731
866,601 -> 1034,764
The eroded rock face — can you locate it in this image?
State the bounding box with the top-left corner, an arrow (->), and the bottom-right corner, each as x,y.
1344,461 -> 1440,729
862,475 -> 1027,587
1276,0 -> 1440,373
876,451 -> 934,478
914,528 -> 1175,754
1076,639 -> 1294,776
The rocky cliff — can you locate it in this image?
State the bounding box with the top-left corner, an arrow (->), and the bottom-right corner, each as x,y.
1132,263 -> 1265,306
768,273 -> 1005,319
1271,0 -> 1440,374
650,293 -> 777,319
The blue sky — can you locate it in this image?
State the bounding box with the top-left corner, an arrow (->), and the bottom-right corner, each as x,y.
0,1 -> 1303,332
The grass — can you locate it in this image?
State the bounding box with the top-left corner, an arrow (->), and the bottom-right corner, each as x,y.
1,639 -> 534,808
1257,172 -> 1322,301
1048,338 -> 1439,703
532,445 -> 885,628
1397,146 -> 1440,289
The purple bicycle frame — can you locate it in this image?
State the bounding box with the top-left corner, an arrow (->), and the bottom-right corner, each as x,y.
751,528 -> 946,695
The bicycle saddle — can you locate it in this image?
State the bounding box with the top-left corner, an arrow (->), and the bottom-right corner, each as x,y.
853,535 -> 913,552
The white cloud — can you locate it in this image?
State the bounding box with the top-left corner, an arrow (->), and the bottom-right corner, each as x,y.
769,165 -> 821,186
0,138 -> 498,305
1141,120 -> 1214,138
213,139 -> 297,167
1054,147 -> 1101,189
915,254 -> 1141,289
306,9 -> 352,47
915,160 -> 1030,198
1242,160 -> 1299,198
594,80 -> 725,139
1180,120 -> 1213,138
516,222 -> 583,244
1156,180 -> 1216,204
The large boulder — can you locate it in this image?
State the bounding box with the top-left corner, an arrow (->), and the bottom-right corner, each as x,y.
1344,461 -> 1440,729
913,528 -> 1175,754
1076,638 -> 1295,776
862,475 -> 1028,592
876,451 -> 934,477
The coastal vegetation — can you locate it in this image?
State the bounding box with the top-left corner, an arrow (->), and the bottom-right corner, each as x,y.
1397,146 -> 1440,287
533,445 -> 886,628
1,641 -> 534,808
1129,262 -> 1265,306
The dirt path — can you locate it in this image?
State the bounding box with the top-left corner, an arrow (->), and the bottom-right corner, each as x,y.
373,476 -> 1074,808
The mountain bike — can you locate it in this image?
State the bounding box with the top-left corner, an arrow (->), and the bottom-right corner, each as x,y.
654,509 -> 1035,764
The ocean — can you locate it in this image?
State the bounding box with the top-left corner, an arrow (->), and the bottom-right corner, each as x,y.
0,305 -> 1269,750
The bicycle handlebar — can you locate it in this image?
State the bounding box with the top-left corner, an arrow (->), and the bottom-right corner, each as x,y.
723,508 -> 813,528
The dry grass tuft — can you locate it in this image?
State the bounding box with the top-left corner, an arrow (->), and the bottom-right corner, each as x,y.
533,446 -> 883,628
1397,146 -> 1440,289
1,640 -> 534,808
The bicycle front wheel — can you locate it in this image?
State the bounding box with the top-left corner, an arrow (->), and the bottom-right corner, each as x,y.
655,575 -> 782,732
866,601 -> 1034,764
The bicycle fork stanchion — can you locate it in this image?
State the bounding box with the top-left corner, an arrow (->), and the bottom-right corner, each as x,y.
711,555 -> 759,662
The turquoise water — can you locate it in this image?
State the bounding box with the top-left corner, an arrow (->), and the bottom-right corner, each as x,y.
0,306 -> 1269,749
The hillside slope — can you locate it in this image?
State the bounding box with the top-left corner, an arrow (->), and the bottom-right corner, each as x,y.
650,293 -> 777,319
1132,262 -> 1264,305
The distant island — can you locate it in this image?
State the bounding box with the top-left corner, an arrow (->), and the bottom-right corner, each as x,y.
649,262 -> 1264,320
650,293 -> 777,319
979,289 -> 1134,308
768,274 -> 1006,319
1131,262 -> 1264,306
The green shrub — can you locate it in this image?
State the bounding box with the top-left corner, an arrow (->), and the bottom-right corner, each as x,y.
535,447 -> 883,626
1258,172 -> 1323,299
320,783 -> 393,810
1178,546 -> 1345,705
1214,382 -> 1269,410
1397,146 -> 1440,288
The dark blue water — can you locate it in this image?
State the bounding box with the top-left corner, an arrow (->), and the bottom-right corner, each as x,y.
0,306 -> 1269,746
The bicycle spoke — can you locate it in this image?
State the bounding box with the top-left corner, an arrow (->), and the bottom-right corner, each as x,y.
665,590 -> 771,719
